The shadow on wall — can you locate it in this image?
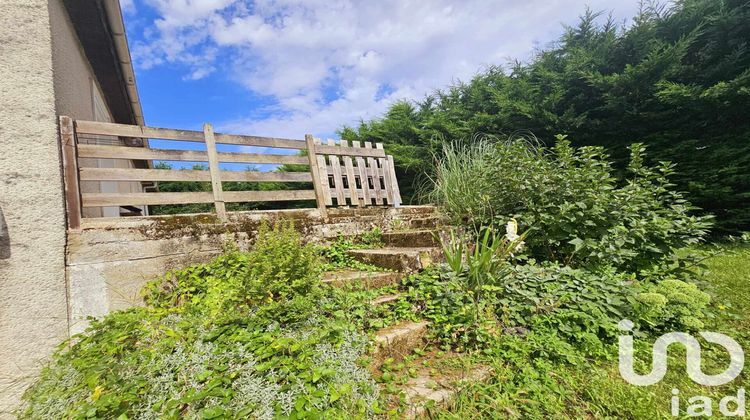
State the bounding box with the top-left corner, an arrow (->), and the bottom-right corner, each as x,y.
0,206 -> 9,259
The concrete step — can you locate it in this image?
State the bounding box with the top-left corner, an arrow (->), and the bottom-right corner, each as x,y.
376,349 -> 492,418
382,229 -> 439,248
390,205 -> 439,217
372,320 -> 429,369
404,364 -> 492,418
348,247 -> 442,272
407,216 -> 443,229
321,270 -> 401,290
372,293 -> 402,306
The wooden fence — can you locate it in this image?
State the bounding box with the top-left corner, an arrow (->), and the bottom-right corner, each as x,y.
59,116 -> 401,229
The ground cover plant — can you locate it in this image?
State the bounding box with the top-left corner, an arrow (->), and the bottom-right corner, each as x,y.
424,243 -> 750,419
20,222 -> 389,419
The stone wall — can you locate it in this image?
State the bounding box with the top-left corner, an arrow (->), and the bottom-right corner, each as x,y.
66,206 -> 438,334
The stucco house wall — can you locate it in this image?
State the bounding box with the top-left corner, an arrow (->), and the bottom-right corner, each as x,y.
0,0 -> 70,415
49,0 -> 144,219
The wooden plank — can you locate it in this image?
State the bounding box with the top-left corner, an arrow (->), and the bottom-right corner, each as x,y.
341,140 -> 359,207
203,123 -> 226,220
351,141 -> 370,206
77,144 -> 308,164
340,189 -> 369,198
78,144 -> 208,161
314,143 -> 386,158
376,143 -> 393,205
75,120 -> 205,141
76,120 -> 307,149
387,155 -> 402,206
305,134 -> 328,214
316,155 -> 333,206
83,191 -> 214,206
82,190 -> 316,207
224,190 -> 315,203
60,116 -> 82,229
365,142 -> 383,204
213,133 -> 306,150
217,152 -> 307,165
79,167 -> 312,182
329,151 -> 346,205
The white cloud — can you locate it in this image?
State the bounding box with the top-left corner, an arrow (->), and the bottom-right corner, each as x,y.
120,0 -> 137,14
133,0 -> 642,138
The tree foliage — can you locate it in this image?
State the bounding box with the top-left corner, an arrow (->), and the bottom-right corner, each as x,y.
342,0 -> 750,234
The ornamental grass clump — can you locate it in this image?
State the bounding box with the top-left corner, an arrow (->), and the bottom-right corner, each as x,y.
425,136 -> 497,227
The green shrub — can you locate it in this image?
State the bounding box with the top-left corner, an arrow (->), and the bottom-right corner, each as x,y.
633,279 -> 712,331
429,136 -> 712,274
405,261 -> 633,352
404,268 -> 498,350
143,220 -> 321,319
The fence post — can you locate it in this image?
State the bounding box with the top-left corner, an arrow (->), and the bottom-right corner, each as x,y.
305,134 -> 327,217
59,116 -> 82,229
203,123 -> 227,221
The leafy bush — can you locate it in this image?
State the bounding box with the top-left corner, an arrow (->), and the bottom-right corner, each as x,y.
406,260 -> 641,353
143,220 -> 321,320
633,279 -> 712,331
405,268 -> 498,350
429,136 -> 712,274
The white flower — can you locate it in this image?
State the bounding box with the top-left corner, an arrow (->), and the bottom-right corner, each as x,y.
505,218 -> 520,241
505,218 -> 525,253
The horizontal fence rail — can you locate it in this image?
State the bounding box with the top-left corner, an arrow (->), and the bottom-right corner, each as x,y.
59,116 -> 402,229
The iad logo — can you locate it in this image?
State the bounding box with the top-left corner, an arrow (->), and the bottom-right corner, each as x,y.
618,319 -> 746,417
618,319 -> 744,386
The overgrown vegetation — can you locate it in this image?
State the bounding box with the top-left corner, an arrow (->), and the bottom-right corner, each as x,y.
424,244 -> 750,419
429,137 -> 712,274
21,222 -> 384,419
317,228 -> 385,272
343,0 -> 750,234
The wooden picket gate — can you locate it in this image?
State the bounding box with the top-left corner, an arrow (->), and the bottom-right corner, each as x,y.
59,116 -> 401,229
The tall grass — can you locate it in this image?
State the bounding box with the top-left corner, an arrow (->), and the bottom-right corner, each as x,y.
423,135 -> 497,225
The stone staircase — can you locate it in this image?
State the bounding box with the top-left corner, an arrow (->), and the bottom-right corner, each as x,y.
321,215 -> 490,417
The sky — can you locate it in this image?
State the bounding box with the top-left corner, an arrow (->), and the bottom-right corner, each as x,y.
121,0 -> 642,142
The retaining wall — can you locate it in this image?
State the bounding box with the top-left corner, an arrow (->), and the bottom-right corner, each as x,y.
66,206 -> 437,334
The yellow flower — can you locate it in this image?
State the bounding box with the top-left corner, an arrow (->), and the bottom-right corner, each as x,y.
91,385 -> 104,402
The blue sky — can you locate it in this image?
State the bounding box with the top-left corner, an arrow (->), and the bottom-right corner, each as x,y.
121,0 -> 642,143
